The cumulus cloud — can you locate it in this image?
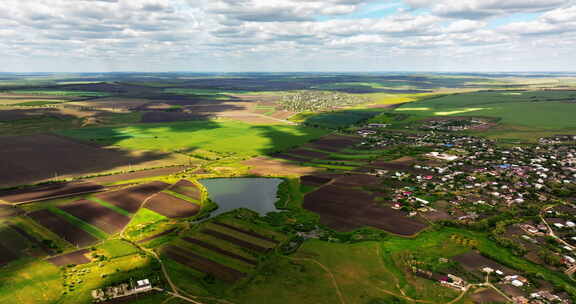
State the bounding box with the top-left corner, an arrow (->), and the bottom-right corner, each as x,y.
0,0 -> 574,71
501,5 -> 576,35
405,0 -> 570,19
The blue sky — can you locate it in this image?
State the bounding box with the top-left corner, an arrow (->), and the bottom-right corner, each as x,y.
0,0 -> 575,72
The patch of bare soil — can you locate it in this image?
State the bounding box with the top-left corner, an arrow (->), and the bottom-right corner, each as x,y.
243,156 -> 321,176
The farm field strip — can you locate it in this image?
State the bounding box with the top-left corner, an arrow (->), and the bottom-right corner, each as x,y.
272,153 -> 309,162
174,239 -> 254,273
201,229 -> 269,253
27,209 -> 98,247
88,197 -> 131,217
85,166 -> 185,185
0,182 -> 104,204
58,199 -> 131,234
46,249 -> 91,266
182,237 -> 258,266
10,224 -> 54,255
212,222 -> 279,244
144,192 -> 200,218
0,242 -> 20,266
164,245 -> 246,283
184,230 -> 260,260
0,224 -> 31,253
95,181 -> 170,213
303,184 -> 428,236
286,148 -> 329,159
168,179 -> 202,200
47,207 -> 108,239
204,223 -> 277,248
136,227 -> 177,244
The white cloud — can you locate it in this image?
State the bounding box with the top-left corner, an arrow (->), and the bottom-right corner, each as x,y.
0,0 -> 574,72
405,0 -> 570,19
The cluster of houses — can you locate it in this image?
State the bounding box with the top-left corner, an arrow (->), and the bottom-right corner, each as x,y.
419,118 -> 487,132
354,128 -> 576,297
92,279 -> 152,302
539,135 -> 576,145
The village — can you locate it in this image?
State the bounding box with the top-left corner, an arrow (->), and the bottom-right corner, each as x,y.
349,125 -> 576,303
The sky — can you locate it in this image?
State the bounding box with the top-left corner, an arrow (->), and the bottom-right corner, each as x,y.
1,0 -> 575,72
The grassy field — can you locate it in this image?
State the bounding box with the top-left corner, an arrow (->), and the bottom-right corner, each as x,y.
0,259 -> 63,304
97,239 -> 141,258
58,120 -> 328,157
395,91 -> 576,129
235,240 -> 459,304
234,225 -> 576,304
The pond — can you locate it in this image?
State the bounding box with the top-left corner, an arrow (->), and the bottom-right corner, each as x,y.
199,178 -> 283,217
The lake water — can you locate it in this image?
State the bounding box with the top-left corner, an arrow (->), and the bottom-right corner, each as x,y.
199,178 -> 282,217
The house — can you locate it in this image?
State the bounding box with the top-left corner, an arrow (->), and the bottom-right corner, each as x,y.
135,279 -> 152,292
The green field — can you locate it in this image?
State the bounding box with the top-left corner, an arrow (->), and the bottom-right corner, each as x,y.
0,260 -> 63,304
97,239 -> 141,258
58,120 -> 328,157
395,91 -> 576,129
6,90 -> 111,97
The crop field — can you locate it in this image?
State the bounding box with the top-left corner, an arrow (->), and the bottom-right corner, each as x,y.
395,90 -> 576,130
59,120 -> 328,157
144,192 -> 200,218
58,200 -> 131,234
169,179 -> 202,200
94,181 -> 170,213
182,237 -> 258,266
97,239 -> 140,258
162,214 -> 286,291
0,205 -> 24,218
0,182 -> 104,203
0,225 -> 33,257
46,249 -> 91,266
27,209 -> 98,247
5,90 -> 111,97
164,245 -> 246,283
303,182 -> 428,236
0,133 -> 179,188
296,109 -> 381,128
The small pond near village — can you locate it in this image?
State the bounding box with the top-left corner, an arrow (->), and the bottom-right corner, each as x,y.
199,178 -> 283,217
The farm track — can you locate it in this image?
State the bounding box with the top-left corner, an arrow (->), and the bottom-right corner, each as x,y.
288,257 -> 346,304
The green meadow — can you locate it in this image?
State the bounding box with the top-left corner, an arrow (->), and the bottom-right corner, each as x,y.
58,120 -> 328,157
395,91 -> 576,130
